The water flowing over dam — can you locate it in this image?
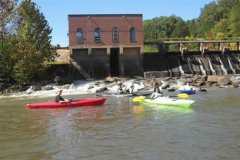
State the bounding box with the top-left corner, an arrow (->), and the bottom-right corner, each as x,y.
54,40 -> 240,80
143,40 -> 240,78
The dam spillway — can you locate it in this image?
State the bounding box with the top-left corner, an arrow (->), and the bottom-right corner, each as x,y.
143,40 -> 240,78
143,52 -> 240,78
55,40 -> 240,79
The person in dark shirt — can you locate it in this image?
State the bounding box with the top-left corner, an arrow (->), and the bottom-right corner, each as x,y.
55,89 -> 70,103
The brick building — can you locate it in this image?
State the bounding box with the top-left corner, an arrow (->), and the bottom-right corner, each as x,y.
68,14 -> 144,79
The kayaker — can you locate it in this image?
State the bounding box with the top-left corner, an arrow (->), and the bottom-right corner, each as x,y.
185,83 -> 193,90
55,89 -> 70,103
150,82 -> 163,99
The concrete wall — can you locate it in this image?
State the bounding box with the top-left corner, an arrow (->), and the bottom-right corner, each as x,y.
70,48 -> 110,79
70,47 -> 142,78
56,47 -> 240,79
92,49 -> 110,78
55,47 -> 70,64
71,49 -> 93,74
120,48 -> 142,76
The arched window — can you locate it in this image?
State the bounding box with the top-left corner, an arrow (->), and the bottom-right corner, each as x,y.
94,27 -> 101,43
130,27 -> 136,42
112,27 -> 119,43
76,28 -> 83,43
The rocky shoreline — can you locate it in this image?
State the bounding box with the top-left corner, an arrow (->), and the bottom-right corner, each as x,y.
0,75 -> 239,96
95,75 -> 240,95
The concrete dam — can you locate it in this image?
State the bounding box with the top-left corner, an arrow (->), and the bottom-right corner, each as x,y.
144,52 -> 240,77
54,40 -> 240,80
143,40 -> 240,78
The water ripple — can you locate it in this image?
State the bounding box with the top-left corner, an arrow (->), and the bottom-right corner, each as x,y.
0,89 -> 240,160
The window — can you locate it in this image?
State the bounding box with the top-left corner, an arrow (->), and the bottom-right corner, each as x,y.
130,27 -> 136,42
112,27 -> 119,43
76,28 -> 83,43
94,27 -> 101,43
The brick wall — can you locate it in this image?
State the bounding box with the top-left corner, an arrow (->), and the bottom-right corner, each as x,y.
68,14 -> 143,47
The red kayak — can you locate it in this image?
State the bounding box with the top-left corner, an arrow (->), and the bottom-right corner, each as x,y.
26,97 -> 106,109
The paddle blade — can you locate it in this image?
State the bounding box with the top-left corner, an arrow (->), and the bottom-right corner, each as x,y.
177,93 -> 189,98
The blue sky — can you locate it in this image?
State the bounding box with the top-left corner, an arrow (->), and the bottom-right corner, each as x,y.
32,0 -> 214,46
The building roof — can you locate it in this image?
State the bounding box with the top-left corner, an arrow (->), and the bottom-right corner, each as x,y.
68,14 -> 142,17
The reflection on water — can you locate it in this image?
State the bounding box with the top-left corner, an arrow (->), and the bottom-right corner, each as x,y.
132,105 -> 145,115
0,89 -> 240,160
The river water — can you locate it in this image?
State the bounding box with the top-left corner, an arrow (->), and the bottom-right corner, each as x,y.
0,88 -> 240,160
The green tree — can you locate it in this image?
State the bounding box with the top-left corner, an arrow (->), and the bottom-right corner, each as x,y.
171,19 -> 189,38
197,2 -> 220,36
0,0 -> 18,82
144,15 -> 189,42
0,35 -> 17,82
211,18 -> 230,38
217,0 -> 236,19
13,0 -> 56,83
229,1 -> 240,37
186,19 -> 199,37
0,0 -> 17,28
143,0 -> 240,50
144,19 -> 158,42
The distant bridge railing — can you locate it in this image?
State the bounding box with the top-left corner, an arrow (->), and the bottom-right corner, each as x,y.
144,38 -> 240,45
144,38 -> 240,54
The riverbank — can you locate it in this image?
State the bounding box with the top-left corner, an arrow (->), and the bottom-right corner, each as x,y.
0,74 -> 239,98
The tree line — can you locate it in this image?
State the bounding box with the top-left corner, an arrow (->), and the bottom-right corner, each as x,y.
144,0 -> 240,51
0,0 -> 56,86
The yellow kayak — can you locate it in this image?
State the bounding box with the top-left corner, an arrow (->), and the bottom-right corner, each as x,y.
133,96 -> 146,102
177,93 -> 189,98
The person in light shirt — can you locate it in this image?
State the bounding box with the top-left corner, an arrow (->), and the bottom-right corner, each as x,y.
184,83 -> 193,90
179,83 -> 193,91
150,82 -> 163,99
